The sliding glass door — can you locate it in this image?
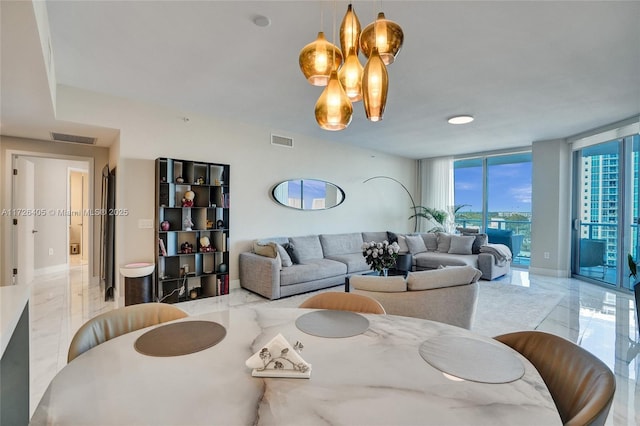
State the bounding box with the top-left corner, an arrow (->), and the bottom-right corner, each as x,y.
573,135 -> 639,290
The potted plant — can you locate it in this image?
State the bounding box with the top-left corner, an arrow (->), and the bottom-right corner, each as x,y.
409,204 -> 469,233
626,253 -> 640,338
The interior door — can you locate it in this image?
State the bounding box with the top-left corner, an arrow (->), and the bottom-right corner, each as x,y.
14,156 -> 35,285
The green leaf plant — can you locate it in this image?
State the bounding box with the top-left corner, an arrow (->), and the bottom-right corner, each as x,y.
409,204 -> 470,233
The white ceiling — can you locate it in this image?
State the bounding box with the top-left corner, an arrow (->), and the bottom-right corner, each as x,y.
2,1 -> 639,159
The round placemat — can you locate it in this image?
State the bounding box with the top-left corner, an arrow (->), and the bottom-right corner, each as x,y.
419,335 -> 524,383
295,310 -> 370,338
134,320 -> 226,357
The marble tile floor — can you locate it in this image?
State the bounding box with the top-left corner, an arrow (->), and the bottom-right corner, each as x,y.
30,266 -> 639,424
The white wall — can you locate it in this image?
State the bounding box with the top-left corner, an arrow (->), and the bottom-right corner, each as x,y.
55,86 -> 418,298
529,139 -> 572,277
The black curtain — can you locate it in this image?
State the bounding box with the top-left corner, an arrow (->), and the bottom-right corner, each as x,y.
102,166 -> 116,301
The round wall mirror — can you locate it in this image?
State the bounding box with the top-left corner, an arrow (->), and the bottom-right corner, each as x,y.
271,179 -> 345,210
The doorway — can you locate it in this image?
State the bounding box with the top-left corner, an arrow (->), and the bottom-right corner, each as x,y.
68,168 -> 89,265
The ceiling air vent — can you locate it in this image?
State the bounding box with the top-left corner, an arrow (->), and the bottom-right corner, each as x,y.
50,132 -> 97,145
271,134 -> 294,148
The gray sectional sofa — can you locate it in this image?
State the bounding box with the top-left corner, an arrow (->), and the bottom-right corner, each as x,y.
239,231 -> 511,300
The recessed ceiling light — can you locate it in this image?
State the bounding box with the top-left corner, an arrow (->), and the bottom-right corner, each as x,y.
447,115 -> 474,125
253,15 -> 271,27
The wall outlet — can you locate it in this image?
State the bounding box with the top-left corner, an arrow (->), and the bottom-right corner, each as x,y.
543,252 -> 550,259
48,248 -> 53,256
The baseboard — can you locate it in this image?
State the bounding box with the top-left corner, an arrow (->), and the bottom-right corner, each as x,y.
528,266 -> 570,278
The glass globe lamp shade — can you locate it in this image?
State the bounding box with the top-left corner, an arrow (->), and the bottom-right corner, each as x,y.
338,47 -> 363,102
315,70 -> 353,131
339,4 -> 361,57
360,12 -> 404,65
299,32 -> 343,86
362,47 -> 388,122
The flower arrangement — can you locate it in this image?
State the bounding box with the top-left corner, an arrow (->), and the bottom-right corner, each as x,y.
362,240 -> 400,273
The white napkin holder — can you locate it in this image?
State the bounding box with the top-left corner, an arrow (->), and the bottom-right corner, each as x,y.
245,333 -> 311,378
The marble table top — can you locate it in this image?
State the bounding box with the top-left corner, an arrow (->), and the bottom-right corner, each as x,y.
31,307 -> 561,425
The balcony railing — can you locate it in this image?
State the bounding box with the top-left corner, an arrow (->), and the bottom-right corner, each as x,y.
455,218 -> 531,265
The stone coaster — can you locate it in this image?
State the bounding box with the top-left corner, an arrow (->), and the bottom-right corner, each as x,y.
295,310 -> 369,338
419,335 -> 524,383
134,320 -> 226,357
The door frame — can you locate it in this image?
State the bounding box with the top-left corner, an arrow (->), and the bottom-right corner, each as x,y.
4,149 -> 94,286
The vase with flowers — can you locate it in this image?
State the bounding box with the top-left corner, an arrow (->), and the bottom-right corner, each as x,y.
362,240 -> 400,276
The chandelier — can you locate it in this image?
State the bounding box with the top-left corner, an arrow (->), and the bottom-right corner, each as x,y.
299,3 -> 404,131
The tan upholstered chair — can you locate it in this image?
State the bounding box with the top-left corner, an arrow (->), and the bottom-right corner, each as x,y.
494,331 -> 615,426
67,303 -> 188,362
299,292 -> 386,314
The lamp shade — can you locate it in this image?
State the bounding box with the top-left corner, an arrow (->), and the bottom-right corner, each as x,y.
339,3 -> 361,57
315,70 -> 353,131
362,47 -> 388,122
299,32 -> 343,86
338,47 -> 363,102
360,12 -> 404,65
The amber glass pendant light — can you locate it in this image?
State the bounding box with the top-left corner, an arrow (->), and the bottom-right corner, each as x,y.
339,3 -> 361,57
362,47 -> 388,122
338,47 -> 364,102
299,32 -> 343,86
360,12 -> 404,65
315,70 -> 353,130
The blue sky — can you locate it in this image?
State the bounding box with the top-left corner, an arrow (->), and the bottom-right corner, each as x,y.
454,162 -> 532,213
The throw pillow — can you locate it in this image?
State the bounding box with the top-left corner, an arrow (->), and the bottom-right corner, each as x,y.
406,235 -> 428,254
448,235 -> 475,255
253,241 -> 278,258
421,233 -> 438,251
284,243 -> 299,264
436,233 -> 452,253
463,232 -> 488,254
396,235 -> 409,253
276,243 -> 293,267
386,231 -> 399,243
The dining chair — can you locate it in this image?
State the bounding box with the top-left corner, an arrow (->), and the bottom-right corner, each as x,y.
299,292 -> 386,314
67,302 -> 188,362
494,330 -> 615,426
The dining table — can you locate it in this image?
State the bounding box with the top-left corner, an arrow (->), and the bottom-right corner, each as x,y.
31,306 -> 562,425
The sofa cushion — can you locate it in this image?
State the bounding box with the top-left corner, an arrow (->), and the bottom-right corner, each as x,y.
396,235 -> 410,253
350,275 -> 407,293
320,233 -> 364,256
420,233 -> 438,251
288,235 -> 324,262
284,243 -> 300,264
406,235 -> 428,254
414,252 -> 477,269
407,266 -> 481,291
463,232 -> 488,254
279,258 -> 347,286
325,253 -> 369,273
253,241 -> 278,258
436,233 -> 452,253
276,244 -> 293,267
448,235 -> 475,255
362,231 -> 389,244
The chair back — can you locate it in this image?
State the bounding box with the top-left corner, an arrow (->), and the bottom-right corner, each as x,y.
494,331 -> 615,426
299,292 -> 386,314
68,303 -> 188,362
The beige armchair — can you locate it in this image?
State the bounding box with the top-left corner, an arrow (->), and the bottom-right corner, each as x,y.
67,302 -> 188,362
351,266 -> 481,329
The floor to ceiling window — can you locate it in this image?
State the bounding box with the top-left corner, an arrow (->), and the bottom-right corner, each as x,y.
454,152 -> 532,266
573,134 -> 639,290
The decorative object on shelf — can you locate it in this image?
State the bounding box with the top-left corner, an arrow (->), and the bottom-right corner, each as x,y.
160,220 -> 170,231
158,238 -> 167,256
182,190 -> 195,207
206,219 -> 214,229
180,241 -> 193,254
199,236 -> 214,253
196,176 -> 205,185
216,219 -> 225,229
218,263 -> 227,273
246,333 -> 310,378
183,216 -> 194,231
362,240 -> 400,274
190,289 -> 198,299
299,3 -> 403,130
176,176 -> 184,183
